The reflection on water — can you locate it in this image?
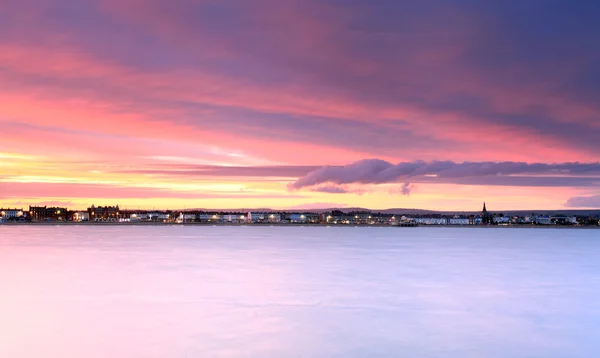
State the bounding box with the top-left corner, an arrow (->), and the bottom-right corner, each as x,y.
1,226 -> 599,358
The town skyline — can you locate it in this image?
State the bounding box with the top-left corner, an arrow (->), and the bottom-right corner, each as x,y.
2,202 -> 598,226
2,200 -> 599,215
2,1 -> 600,210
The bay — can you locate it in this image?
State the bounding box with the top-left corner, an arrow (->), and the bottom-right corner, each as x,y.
0,226 -> 599,357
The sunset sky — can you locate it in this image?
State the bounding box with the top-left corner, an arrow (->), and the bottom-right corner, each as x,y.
1,0 -> 600,211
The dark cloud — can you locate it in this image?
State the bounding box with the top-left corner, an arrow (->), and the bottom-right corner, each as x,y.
311,185 -> 349,194
289,160 -> 600,189
386,183 -> 415,196
400,183 -> 414,196
565,195 -> 600,208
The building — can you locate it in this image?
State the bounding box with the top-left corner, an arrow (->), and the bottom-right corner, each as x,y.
129,213 -> 149,221
245,212 -> 282,223
266,213 -> 282,223
29,206 -> 68,221
493,216 -> 510,224
347,211 -> 372,224
145,212 -> 170,222
414,217 -> 447,225
222,214 -> 246,223
551,216 -> 578,225
182,213 -> 197,222
481,202 -> 493,224
73,212 -> 90,221
534,215 -> 553,225
322,210 -> 357,224
289,213 -> 319,223
87,205 -> 120,221
199,213 -> 222,222
448,216 -> 470,225
247,212 -> 265,223
0,208 -> 23,219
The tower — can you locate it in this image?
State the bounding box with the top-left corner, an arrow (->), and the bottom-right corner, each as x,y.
482,202 -> 492,224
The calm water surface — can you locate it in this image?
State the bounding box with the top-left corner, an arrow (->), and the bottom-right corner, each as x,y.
1,226 -> 599,357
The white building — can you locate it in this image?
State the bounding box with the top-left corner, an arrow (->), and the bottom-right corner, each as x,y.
246,212 -> 281,223
448,217 -> 470,225
183,214 -> 197,222
130,213 -> 149,221
267,213 -> 281,222
414,217 -> 447,225
198,213 -> 222,222
223,214 -> 245,223
146,212 -> 169,221
247,212 -> 264,222
551,216 -> 578,225
0,208 -> 23,218
493,216 -> 510,224
535,216 -> 553,225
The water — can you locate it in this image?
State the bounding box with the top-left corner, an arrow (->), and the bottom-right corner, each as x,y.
0,226 -> 599,358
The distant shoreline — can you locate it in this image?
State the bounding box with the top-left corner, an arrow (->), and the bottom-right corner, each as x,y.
1,222 -> 597,229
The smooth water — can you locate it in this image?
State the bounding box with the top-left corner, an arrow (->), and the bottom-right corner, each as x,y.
0,226 -> 599,358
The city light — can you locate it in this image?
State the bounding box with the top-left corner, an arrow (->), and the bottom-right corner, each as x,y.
0,204 -> 592,226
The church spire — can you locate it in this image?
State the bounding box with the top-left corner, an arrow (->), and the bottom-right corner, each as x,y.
483,202 -> 487,213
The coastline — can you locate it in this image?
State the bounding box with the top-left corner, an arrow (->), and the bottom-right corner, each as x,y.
1,222 -> 597,229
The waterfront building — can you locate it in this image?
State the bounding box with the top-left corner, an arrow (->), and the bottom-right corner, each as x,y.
267,213 -> 282,223
414,217 -> 448,225
222,214 -> 246,223
155,213 -> 170,222
493,216 -> 510,224
88,205 -> 120,221
29,206 -> 67,221
245,212 -> 283,223
73,212 -> 90,221
348,211 -> 372,224
247,212 -> 273,223
324,210 -> 356,224
289,213 -> 307,223
183,213 -> 197,222
448,216 -> 470,225
199,213 -> 221,222
534,215 -> 553,225
0,208 -> 23,219
289,213 -> 319,223
129,213 -> 148,221
550,216 -> 578,225
481,202 -> 493,224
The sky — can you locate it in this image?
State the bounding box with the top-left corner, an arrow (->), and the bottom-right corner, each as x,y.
1,0 -> 600,211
